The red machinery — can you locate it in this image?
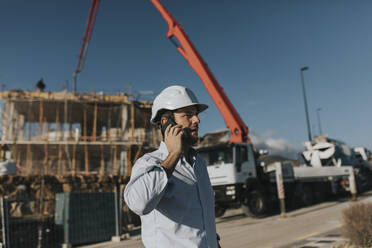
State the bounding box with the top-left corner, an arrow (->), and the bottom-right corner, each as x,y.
73,0 -> 249,143
73,0 -> 101,93
150,0 -> 250,144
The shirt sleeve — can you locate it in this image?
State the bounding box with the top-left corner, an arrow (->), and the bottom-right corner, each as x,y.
124,154 -> 168,216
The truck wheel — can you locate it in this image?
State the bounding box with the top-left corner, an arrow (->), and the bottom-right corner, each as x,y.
215,206 -> 226,218
241,190 -> 268,218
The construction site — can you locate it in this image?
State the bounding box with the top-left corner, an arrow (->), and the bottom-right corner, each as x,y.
0,89 -> 161,247
0,89 -> 160,176
1,0 -> 372,248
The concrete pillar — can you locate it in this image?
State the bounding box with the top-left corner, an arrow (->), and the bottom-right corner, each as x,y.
7,101 -> 15,140
1,101 -> 9,140
2,101 -> 9,141
1,197 -> 10,248
275,162 -> 286,217
130,102 -> 135,141
349,169 -> 357,201
112,183 -> 122,242
121,104 -> 128,139
18,114 -> 25,140
120,151 -> 127,176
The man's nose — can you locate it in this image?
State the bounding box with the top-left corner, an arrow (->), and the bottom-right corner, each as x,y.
191,115 -> 200,124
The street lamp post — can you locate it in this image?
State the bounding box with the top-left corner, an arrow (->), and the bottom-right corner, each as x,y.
316,107 -> 323,135
300,66 -> 312,141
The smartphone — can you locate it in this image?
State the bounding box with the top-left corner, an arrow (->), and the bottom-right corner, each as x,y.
161,118 -> 177,136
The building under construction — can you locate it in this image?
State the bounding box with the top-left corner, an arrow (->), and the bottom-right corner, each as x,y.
0,89 -> 161,177
0,89 -> 162,247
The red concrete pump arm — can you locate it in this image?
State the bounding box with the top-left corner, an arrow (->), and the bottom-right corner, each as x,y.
150,0 -> 250,143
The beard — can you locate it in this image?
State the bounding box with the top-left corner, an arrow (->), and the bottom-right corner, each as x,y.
182,127 -> 198,146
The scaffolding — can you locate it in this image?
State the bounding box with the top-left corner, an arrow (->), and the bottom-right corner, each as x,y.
0,89 -> 161,177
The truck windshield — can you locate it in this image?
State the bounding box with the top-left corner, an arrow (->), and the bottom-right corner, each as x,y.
199,148 -> 233,166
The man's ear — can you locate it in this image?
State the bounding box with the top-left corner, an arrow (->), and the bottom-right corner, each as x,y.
160,116 -> 168,126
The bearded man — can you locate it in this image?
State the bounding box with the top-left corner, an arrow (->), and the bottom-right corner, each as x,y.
124,85 -> 219,248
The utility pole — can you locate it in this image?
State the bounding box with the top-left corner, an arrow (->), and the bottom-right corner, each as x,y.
300,66 -> 312,141
316,107 -> 323,135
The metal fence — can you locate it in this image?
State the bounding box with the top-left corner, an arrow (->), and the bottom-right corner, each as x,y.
0,176 -> 139,248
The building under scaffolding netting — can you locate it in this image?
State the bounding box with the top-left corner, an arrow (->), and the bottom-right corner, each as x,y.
0,89 -> 161,176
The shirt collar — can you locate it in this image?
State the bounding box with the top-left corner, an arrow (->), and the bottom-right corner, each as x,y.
159,141 -> 169,159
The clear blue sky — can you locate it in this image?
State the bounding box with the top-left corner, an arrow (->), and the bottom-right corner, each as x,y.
1,0 -> 371,151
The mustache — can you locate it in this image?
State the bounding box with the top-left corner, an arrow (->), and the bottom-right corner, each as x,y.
189,125 -> 199,130
183,126 -> 198,133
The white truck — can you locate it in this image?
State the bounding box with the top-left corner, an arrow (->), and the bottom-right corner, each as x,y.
354,147 -> 372,166
301,135 -> 372,192
198,131 -> 357,218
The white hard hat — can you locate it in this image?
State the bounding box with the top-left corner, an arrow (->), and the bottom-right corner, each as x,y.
151,85 -> 208,124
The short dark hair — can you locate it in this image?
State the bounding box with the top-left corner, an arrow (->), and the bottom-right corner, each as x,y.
158,110 -> 174,128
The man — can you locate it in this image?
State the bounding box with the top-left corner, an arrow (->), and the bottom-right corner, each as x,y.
124,85 -> 219,248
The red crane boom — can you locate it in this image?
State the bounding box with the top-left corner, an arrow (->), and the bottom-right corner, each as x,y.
73,0 -> 101,93
150,0 -> 250,143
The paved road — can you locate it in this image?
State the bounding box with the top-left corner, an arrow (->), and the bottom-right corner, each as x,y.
81,191 -> 372,248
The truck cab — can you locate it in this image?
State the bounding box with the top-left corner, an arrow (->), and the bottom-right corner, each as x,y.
198,143 -> 260,217
199,143 -> 256,185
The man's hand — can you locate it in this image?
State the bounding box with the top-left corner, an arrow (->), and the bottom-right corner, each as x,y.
161,124 -> 183,178
164,124 -> 183,156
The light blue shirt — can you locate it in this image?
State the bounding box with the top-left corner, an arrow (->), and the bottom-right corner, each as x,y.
124,142 -> 218,248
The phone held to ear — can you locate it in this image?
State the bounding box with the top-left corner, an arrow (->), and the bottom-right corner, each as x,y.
161,118 -> 177,136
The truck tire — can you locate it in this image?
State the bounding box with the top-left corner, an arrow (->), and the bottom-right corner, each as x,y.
215,205 -> 226,218
241,190 -> 268,218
